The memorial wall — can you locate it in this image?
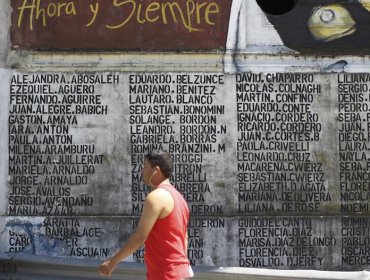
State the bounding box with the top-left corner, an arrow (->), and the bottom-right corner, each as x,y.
2,0 -> 370,273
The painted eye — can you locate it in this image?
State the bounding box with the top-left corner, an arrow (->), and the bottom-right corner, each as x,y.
319,9 -> 335,24
308,4 -> 356,42
358,0 -> 370,12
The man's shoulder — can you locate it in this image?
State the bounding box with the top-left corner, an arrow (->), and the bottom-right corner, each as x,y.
147,187 -> 173,202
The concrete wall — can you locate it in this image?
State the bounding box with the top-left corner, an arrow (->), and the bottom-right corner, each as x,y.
0,0 -> 11,253
2,0 -> 370,275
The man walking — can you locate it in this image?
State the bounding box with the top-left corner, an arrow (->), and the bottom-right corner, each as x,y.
99,150 -> 193,280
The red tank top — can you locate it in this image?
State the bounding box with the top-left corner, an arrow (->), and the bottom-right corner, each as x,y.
144,184 -> 191,280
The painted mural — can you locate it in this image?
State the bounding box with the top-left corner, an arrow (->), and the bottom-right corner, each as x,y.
11,0 -> 232,50
262,0 -> 370,54
11,0 -> 370,54
6,0 -> 370,273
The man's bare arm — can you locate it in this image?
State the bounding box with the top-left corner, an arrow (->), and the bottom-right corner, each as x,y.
99,189 -> 168,276
185,232 -> 189,255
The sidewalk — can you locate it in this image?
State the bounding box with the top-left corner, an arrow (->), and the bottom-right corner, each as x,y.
0,253 -> 368,280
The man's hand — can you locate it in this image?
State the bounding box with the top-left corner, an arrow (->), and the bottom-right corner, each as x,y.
99,259 -> 117,277
98,184 -> 171,277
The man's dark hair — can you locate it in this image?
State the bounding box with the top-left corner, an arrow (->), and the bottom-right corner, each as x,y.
145,150 -> 173,178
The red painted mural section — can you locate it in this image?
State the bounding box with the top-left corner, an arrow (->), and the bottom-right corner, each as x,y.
11,0 -> 232,51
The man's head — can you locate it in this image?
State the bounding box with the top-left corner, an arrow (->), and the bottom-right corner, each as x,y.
142,150 -> 173,187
